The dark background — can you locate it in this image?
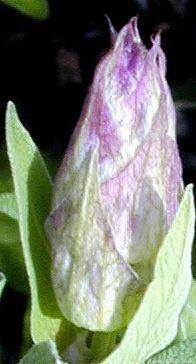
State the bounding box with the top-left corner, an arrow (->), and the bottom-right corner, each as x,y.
0,0 -> 196,363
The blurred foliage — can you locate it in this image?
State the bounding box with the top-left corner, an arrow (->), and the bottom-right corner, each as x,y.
0,145 -> 13,194
0,214 -> 28,293
0,0 -> 49,20
172,80 -> 196,110
0,272 -> 5,297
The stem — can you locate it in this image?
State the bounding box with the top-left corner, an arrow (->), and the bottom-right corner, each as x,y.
89,331 -> 117,362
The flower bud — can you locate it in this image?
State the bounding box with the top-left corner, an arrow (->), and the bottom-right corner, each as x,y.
45,17 -> 182,331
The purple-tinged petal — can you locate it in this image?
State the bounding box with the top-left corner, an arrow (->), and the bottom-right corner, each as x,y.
46,17 -> 182,331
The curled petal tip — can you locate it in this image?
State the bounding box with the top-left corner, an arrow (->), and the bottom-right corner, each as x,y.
105,14 -> 117,47
151,32 -> 161,47
149,32 -> 166,75
129,16 -> 141,43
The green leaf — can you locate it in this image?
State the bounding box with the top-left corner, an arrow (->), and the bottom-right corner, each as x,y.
0,213 -> 28,292
176,279 -> 196,342
0,192 -> 18,220
18,340 -> 66,364
146,337 -> 196,363
0,192 -> 25,292
6,102 -> 68,345
0,0 -> 49,20
0,143 -> 13,194
0,272 -> 6,297
100,184 -> 195,364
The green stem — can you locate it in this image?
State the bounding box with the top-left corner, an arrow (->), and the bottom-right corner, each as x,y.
89,331 -> 117,362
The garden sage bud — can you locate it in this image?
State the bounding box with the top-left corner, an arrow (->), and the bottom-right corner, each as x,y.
45,17 -> 182,331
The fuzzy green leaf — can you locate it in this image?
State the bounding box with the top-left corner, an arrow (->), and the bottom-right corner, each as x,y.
100,184 -> 195,364
176,279 -> 196,342
6,102 -> 67,345
146,337 -> 196,364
